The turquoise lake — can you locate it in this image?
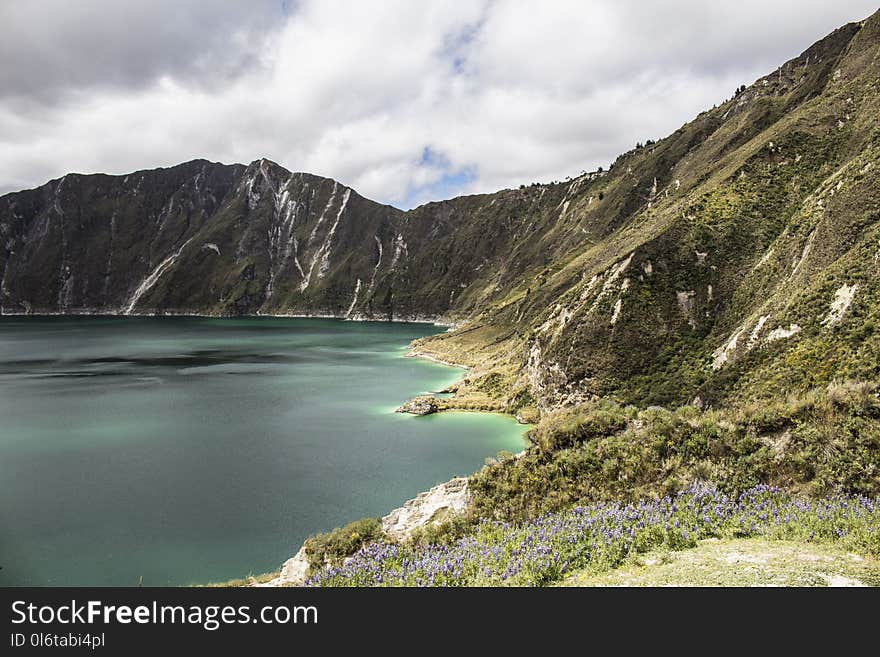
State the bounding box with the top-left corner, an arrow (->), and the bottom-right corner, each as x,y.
0,317 -> 527,586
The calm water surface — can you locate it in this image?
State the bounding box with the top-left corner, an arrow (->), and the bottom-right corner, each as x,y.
0,317 -> 526,585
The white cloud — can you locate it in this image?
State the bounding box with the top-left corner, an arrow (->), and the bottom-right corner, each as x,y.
0,0 -> 876,208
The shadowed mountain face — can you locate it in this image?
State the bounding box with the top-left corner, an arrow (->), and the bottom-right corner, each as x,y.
2,11 -> 880,410
0,153 -> 581,320
0,159 -> 406,318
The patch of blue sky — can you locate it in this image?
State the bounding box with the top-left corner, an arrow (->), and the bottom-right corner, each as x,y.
399,146 -> 477,209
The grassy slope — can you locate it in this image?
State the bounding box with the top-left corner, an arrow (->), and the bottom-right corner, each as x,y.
415,13 -> 880,418
558,537 -> 880,587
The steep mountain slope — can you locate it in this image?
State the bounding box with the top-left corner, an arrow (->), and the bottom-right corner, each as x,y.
2,11 -> 880,417
0,154 -> 579,321
417,11 -> 880,412
0,159 -> 399,317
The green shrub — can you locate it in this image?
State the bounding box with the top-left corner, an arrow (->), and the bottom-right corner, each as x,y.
532,402 -> 631,451
303,517 -> 384,571
408,512 -> 477,547
470,381 -> 880,523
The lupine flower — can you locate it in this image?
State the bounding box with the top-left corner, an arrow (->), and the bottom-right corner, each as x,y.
307,485 -> 879,587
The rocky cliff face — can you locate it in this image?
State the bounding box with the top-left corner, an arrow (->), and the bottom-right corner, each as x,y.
0,158 -> 401,317
3,12 -> 880,413
0,152 -> 586,322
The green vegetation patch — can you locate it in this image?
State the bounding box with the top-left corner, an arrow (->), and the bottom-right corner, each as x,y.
470,381 -> 880,522
559,537 -> 880,587
303,517 -> 384,572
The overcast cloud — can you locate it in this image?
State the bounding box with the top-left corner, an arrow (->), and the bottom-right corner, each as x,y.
0,0 -> 876,208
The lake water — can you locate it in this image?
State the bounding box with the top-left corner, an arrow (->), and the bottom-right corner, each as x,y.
0,316 -> 526,586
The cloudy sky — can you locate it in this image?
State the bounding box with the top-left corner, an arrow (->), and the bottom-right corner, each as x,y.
1,1 -> 876,208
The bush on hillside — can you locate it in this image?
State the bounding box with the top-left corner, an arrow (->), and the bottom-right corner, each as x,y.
303,517 -> 384,571
470,381 -> 880,522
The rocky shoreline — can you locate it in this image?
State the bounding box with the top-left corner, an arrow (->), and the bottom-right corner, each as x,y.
395,396 -> 439,415
260,476 -> 471,587
0,309 -> 455,327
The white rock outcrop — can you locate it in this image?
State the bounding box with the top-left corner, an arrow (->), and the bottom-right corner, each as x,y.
261,545 -> 310,587
747,315 -> 769,348
610,298 -> 623,325
381,477 -> 470,541
260,476 -> 471,586
712,327 -> 745,370
822,283 -> 858,326
766,324 -> 801,342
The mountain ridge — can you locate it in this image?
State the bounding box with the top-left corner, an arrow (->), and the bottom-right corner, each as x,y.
2,10 -> 880,418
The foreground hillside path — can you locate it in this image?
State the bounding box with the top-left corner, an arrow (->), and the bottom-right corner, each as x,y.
558,538 -> 880,587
